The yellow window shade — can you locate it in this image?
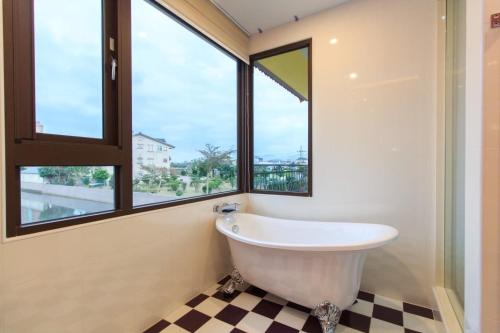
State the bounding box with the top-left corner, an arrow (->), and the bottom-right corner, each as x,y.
255,47 -> 309,101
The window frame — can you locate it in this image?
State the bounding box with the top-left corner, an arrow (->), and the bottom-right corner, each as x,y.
248,39 -> 313,197
3,0 -> 245,237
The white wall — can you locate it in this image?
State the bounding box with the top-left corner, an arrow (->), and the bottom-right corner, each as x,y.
0,195 -> 246,333
249,0 -> 439,307
482,0 -> 500,331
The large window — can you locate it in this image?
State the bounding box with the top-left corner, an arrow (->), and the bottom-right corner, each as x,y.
250,40 -> 312,196
131,0 -> 239,206
3,0 -> 242,237
3,0 -> 311,237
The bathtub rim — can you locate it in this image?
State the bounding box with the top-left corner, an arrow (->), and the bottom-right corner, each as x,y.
216,213 -> 399,252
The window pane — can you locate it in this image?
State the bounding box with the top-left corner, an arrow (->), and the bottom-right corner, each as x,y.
253,47 -> 310,193
21,167 -> 115,224
131,0 -> 238,206
34,0 -> 103,138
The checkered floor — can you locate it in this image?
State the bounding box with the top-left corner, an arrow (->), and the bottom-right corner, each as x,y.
144,276 -> 443,333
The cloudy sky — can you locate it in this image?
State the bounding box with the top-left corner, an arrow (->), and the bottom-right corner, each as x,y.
34,0 -> 308,162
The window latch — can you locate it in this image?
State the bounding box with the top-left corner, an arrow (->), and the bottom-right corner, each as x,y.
111,57 -> 118,81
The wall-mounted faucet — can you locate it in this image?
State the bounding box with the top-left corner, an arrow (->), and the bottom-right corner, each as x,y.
213,202 -> 240,214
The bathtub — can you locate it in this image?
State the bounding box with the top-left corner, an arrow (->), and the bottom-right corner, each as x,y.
216,213 -> 398,312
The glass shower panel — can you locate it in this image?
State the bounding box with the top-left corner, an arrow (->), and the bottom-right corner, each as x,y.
444,0 -> 465,325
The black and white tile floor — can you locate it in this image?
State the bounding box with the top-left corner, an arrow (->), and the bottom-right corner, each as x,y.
144,276 -> 444,333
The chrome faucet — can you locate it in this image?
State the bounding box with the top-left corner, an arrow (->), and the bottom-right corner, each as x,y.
213,202 -> 240,214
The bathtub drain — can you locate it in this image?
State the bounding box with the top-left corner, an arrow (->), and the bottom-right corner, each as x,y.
232,224 -> 239,233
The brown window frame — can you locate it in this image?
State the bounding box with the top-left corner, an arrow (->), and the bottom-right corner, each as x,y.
3,0 -> 245,237
248,39 -> 313,197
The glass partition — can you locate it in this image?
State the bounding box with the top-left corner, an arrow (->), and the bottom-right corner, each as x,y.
444,0 -> 465,325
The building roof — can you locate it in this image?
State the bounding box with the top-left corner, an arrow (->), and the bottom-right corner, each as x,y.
133,132 -> 175,148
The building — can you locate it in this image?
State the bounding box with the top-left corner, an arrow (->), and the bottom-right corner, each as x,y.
132,132 -> 175,178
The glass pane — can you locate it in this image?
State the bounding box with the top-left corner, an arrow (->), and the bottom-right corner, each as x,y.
34,0 -> 103,138
444,0 -> 465,324
131,0 -> 238,206
21,167 -> 115,224
253,47 -> 310,193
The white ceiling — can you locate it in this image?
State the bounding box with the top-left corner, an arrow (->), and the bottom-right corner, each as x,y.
211,0 -> 350,35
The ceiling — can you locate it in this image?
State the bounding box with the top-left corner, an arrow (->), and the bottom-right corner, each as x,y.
210,0 -> 350,35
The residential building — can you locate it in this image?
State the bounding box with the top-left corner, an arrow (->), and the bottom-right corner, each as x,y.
132,132 -> 175,178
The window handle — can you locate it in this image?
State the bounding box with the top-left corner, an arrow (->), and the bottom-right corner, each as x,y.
111,57 -> 118,81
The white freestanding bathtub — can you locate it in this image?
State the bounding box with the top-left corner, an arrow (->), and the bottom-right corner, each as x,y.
216,213 -> 398,332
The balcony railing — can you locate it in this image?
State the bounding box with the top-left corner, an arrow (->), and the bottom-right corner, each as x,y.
253,164 -> 308,192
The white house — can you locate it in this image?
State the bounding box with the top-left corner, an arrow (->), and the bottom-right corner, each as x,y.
132,132 -> 175,179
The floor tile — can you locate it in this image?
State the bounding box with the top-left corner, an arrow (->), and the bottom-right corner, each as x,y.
230,329 -> 246,333
369,318 -> 405,333
246,285 -> 268,298
357,291 -> 375,303
215,304 -> 249,326
144,319 -> 170,333
213,290 -> 242,303
266,321 -> 299,333
236,312 -> 274,333
195,297 -> 229,317
404,329 -> 420,333
301,315 -> 322,333
161,325 -> 190,333
349,299 -> 374,318
336,325 -> 365,333
165,305 -> 193,323
203,284 -> 222,296
374,295 -> 403,311
174,310 -> 211,332
218,276 -> 231,285
253,300 -> 284,319
196,318 -> 234,333
372,304 -> 403,326
403,303 -> 434,320
339,310 -> 371,333
403,312 -> 439,333
186,294 -> 209,308
274,306 -> 309,330
231,292 -> 262,311
158,282 -> 440,333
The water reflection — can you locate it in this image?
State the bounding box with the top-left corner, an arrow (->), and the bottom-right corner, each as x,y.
21,191 -> 114,225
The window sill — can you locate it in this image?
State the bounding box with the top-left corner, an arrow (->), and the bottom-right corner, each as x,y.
4,190 -> 244,241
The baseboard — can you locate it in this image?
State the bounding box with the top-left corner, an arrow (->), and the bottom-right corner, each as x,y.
433,286 -> 463,333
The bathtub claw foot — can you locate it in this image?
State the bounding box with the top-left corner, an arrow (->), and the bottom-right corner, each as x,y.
220,268 -> 244,295
313,301 -> 342,333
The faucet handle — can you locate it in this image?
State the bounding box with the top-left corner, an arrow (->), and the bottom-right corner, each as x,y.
213,202 -> 240,214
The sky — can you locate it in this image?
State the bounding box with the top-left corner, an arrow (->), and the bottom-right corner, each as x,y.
34,0 -> 308,162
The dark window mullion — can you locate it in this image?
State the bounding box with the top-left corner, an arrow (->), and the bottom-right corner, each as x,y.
103,0 -> 119,146
12,0 -> 35,140
115,0 -> 132,210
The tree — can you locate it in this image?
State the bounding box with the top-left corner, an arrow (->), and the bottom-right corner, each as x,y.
198,144 -> 234,191
92,168 -> 110,185
190,175 -> 203,192
38,167 -> 90,185
138,165 -> 169,192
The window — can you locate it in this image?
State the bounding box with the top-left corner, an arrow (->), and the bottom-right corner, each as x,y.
4,0 -> 243,237
250,40 -> 312,196
131,0 -> 239,206
21,167 -> 115,224
34,0 -> 103,138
